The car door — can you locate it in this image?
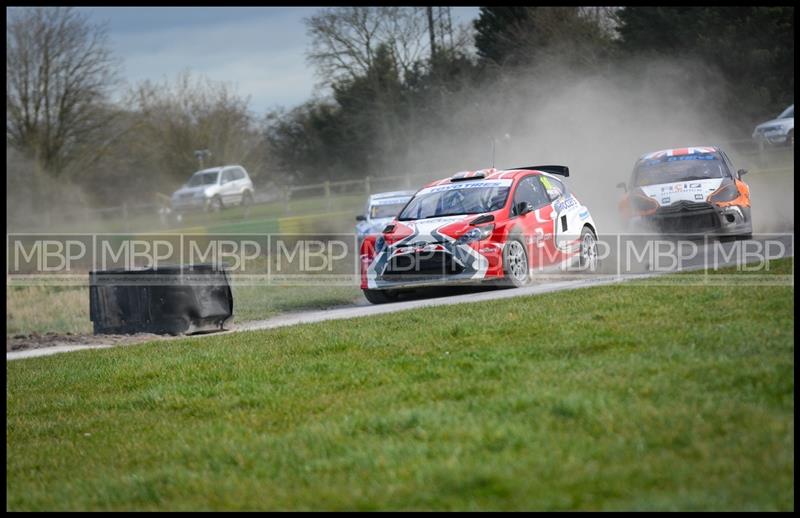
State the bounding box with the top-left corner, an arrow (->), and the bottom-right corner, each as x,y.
538,175 -> 575,260
510,175 -> 555,268
239,168 -> 251,199
230,168 -> 244,204
220,169 -> 236,204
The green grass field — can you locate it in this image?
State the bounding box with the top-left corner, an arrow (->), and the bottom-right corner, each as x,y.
28,191 -> 366,234
6,283 -> 362,337
6,259 -> 794,510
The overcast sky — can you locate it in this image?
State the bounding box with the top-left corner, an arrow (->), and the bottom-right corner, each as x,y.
73,7 -> 481,117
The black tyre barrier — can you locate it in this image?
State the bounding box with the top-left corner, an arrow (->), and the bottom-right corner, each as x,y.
89,264 -> 233,335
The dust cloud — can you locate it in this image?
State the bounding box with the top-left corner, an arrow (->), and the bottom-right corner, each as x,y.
392,56 -> 793,234
6,56 -> 793,235
6,147 -> 98,233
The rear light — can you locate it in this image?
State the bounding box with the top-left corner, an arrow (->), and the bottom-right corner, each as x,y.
707,180 -> 739,204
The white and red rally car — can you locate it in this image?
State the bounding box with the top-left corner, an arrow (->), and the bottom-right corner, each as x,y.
359,166 -> 600,303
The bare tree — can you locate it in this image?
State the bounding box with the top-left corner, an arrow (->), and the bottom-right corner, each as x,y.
305,7 -> 434,87
6,7 -> 121,175
125,71 -> 266,191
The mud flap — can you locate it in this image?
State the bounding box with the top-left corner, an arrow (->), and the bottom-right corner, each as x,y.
89,264 -> 233,335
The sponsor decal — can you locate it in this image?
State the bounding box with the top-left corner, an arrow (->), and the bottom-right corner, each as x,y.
643,155 -> 717,166
655,181 -> 715,194
694,194 -> 704,200
661,197 -> 671,204
554,195 -> 578,212
578,209 -> 589,219
527,228 -> 551,248
417,179 -> 512,195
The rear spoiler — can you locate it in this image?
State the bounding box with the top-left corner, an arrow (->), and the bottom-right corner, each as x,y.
509,165 -> 569,177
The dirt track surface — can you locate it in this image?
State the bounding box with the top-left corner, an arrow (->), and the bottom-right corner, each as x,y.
7,332 -> 164,353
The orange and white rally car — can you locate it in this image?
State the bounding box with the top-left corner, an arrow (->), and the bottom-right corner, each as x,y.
617,146 -> 752,238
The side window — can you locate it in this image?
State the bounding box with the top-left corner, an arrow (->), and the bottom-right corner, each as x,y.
512,176 -> 550,215
538,175 -> 564,201
235,168 -> 247,180
221,170 -> 234,183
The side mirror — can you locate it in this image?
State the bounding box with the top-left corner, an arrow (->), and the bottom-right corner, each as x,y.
737,169 -> 748,177
355,215 -> 367,222
516,201 -> 533,216
616,182 -> 628,193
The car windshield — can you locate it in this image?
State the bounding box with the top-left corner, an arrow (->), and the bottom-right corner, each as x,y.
398,181 -> 511,220
187,172 -> 219,187
778,105 -> 794,119
370,201 -> 409,219
634,156 -> 726,187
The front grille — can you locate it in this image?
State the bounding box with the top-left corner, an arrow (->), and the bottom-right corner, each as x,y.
656,213 -> 719,233
650,201 -> 719,233
383,251 -> 464,276
656,200 -> 714,214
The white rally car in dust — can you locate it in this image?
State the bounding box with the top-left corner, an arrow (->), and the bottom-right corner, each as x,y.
355,190 -> 416,243
617,146 -> 752,238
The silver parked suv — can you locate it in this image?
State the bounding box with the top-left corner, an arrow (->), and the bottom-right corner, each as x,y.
752,104 -> 794,148
171,165 -> 255,212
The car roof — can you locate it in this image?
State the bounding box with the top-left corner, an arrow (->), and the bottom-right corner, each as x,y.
422,167 -> 551,189
192,165 -> 244,175
638,146 -> 719,161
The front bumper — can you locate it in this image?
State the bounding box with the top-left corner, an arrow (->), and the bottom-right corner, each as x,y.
631,201 -> 751,236
365,241 -> 499,290
753,131 -> 790,145
171,197 -> 209,211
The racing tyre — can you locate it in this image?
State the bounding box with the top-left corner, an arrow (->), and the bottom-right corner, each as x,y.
363,289 -> 399,304
579,226 -> 599,272
241,191 -> 254,206
502,238 -> 530,287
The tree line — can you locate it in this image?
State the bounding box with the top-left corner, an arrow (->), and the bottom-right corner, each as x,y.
6,6 -> 794,217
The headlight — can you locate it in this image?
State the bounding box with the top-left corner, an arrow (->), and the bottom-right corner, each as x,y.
630,190 -> 658,212
707,180 -> 739,204
457,224 -> 494,244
